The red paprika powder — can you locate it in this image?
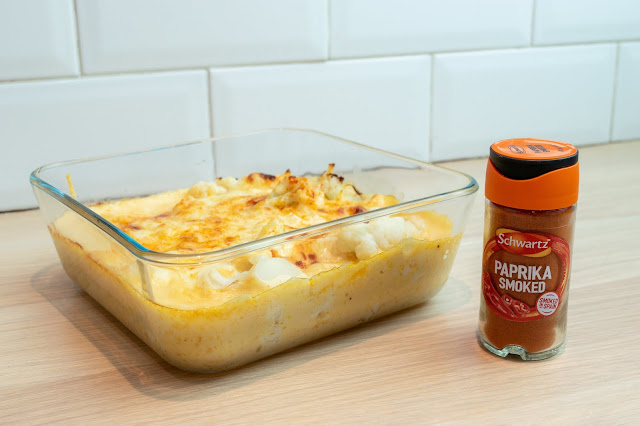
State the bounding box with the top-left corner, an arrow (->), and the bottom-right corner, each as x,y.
478,138 -> 579,360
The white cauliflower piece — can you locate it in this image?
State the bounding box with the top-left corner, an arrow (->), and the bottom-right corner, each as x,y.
216,176 -> 238,189
198,265 -> 245,290
187,181 -> 227,198
337,216 -> 419,260
198,255 -> 305,290
321,175 -> 344,200
256,218 -> 286,239
250,256 -> 306,288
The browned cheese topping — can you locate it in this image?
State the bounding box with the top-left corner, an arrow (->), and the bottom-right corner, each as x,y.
91,165 -> 397,255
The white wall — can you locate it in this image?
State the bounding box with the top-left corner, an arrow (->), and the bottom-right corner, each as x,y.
2,0 -> 640,210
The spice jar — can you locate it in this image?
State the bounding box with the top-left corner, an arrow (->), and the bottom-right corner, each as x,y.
478,138 -> 579,360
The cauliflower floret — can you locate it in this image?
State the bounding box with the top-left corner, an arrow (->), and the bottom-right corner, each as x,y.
216,176 -> 239,189
249,255 -> 306,288
268,175 -> 321,209
318,164 -> 363,202
198,254 -> 306,290
337,216 -> 419,260
256,218 -> 286,239
321,174 -> 344,200
198,264 -> 244,290
187,181 -> 227,198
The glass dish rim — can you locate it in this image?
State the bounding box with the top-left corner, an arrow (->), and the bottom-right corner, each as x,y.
30,127 -> 478,266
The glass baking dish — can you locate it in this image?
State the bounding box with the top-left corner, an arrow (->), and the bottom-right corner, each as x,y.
30,128 -> 478,372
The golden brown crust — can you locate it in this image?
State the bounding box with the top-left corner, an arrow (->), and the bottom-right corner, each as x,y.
91,167 -> 396,254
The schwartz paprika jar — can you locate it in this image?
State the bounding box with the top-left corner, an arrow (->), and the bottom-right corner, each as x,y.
478,138 -> 579,360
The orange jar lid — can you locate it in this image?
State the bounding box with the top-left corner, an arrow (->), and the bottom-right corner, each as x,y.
485,138 -> 579,210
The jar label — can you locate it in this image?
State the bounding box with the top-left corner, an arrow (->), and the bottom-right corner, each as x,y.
482,228 -> 570,322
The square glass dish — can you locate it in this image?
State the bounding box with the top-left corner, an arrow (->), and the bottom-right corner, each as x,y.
30,129 -> 478,372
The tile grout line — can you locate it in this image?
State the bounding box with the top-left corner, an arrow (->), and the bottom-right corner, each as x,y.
206,69 -> 218,177
71,0 -> 84,75
428,54 -> 436,161
608,43 -> 622,143
2,39 -> 640,86
206,70 -> 215,139
327,0 -> 332,59
529,0 -> 537,46
0,66 -> 227,85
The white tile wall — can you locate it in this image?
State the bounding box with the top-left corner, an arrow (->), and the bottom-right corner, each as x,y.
330,0 -> 533,58
210,56 -> 431,161
76,0 -> 328,74
431,44 -> 617,161
612,42 -> 640,141
0,0 -> 78,80
534,0 -> 640,45
1,1 -> 640,211
0,71 -> 210,210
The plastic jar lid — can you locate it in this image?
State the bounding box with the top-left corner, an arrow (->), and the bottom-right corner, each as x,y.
485,138 -> 579,210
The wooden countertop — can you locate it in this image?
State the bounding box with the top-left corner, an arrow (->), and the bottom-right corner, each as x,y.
2,141 -> 639,424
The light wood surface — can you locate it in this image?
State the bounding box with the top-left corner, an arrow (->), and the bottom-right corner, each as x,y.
2,141 -> 639,424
